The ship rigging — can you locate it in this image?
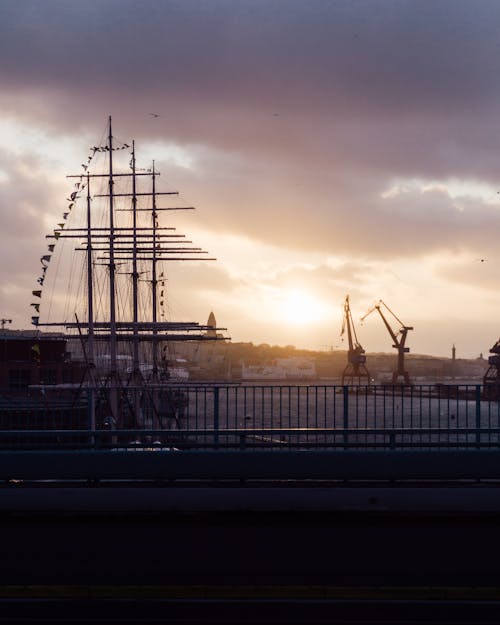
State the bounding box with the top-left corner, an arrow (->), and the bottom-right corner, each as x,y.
31,116 -> 226,426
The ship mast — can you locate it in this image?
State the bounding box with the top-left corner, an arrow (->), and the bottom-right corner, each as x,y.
86,173 -> 94,367
130,140 -> 140,380
130,140 -> 143,422
151,161 -> 160,379
85,173 -> 96,431
107,116 -> 119,419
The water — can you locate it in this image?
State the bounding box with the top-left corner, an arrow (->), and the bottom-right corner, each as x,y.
3,384 -> 500,450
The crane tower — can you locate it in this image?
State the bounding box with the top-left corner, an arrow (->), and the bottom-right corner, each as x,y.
483,339 -> 500,399
361,300 -> 413,385
341,295 -> 370,385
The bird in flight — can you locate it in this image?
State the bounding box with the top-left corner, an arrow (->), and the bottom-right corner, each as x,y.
149,113 -> 160,118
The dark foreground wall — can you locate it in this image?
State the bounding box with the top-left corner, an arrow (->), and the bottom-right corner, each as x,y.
1,509 -> 499,587
2,508 -> 500,623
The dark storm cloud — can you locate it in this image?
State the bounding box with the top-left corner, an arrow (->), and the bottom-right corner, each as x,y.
3,0 -> 500,261
2,0 -> 500,114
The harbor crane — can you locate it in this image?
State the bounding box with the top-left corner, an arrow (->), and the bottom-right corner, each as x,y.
483,339 -> 500,399
340,295 -> 370,385
361,300 -> 413,385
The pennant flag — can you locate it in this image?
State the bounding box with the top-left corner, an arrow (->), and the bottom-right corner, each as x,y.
70,191 -> 77,201
31,316 -> 39,326
81,164 -> 88,171
30,303 -> 40,312
42,266 -> 47,275
32,290 -> 42,298
68,203 -> 74,210
47,245 -> 55,252
160,290 -> 164,297
75,182 -> 80,189
63,213 -> 69,220
40,255 -> 51,265
37,277 -> 44,286
54,231 -> 60,239
58,223 -> 65,229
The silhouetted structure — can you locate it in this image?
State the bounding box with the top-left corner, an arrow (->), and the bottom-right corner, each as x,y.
340,295 -> 370,385
483,338 -> 500,398
362,300 -> 413,385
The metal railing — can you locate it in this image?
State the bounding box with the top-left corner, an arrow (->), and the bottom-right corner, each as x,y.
1,383 -> 500,451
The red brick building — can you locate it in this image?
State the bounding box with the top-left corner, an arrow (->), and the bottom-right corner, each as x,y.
0,332 -> 85,392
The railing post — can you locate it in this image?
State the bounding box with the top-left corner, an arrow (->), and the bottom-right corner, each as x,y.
390,431 -> 396,450
476,384 -> 481,448
214,386 -> 219,449
87,388 -> 96,449
343,385 -> 349,448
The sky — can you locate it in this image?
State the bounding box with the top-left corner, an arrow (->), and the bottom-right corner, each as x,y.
1,0 -> 500,358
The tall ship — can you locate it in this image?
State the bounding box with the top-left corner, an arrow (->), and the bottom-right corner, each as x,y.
2,117 -> 225,437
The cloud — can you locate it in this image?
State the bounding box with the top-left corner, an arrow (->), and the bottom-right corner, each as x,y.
2,2 -> 500,109
436,256 -> 500,293
3,1 -> 500,354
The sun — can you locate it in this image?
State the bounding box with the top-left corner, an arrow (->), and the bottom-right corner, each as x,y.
279,289 -> 328,325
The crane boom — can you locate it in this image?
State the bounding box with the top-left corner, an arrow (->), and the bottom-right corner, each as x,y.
375,306 -> 400,347
361,300 -> 413,385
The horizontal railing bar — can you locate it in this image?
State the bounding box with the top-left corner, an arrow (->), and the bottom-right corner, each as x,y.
0,428 -> 498,437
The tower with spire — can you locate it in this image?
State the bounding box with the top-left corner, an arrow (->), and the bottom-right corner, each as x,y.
206,311 -> 217,338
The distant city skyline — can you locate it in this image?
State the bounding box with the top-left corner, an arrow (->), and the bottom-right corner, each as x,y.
1,1 -> 500,358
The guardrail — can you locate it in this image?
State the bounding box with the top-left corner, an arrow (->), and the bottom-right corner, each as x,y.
0,383 -> 499,451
